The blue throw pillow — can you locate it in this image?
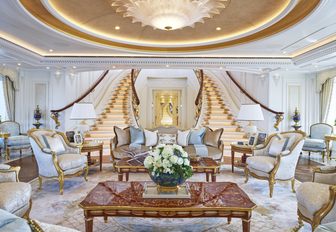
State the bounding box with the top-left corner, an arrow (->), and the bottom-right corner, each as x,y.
189,128 -> 206,145
130,126 -> 145,145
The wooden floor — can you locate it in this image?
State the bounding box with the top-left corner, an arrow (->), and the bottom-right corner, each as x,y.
6,154 -> 320,183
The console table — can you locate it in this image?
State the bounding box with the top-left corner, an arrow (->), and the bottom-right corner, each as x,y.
115,155 -> 220,182
79,181 -> 256,232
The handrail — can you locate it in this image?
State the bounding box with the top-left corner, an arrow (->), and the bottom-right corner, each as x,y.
131,69 -> 140,105
130,69 -> 141,126
195,70 -> 204,106
50,70 -> 109,128
193,69 -> 204,127
225,71 -> 284,130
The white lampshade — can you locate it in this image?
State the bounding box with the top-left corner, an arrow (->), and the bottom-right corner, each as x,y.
237,104 -> 264,121
70,103 -> 96,120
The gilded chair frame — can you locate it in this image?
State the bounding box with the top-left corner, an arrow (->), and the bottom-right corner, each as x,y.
302,123 -> 333,161
0,120 -> 32,159
0,166 -> 32,219
294,167 -> 336,231
28,128 -> 89,195
244,131 -> 306,198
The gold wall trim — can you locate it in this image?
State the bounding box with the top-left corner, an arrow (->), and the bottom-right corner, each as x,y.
19,0 -> 320,53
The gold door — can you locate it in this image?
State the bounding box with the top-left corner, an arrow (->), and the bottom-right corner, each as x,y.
153,90 -> 180,127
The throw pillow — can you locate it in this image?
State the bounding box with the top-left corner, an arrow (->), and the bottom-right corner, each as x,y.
269,137 -> 289,156
158,133 -> 177,144
114,126 -> 130,147
188,127 -> 206,145
203,127 -> 223,148
177,130 -> 190,146
144,129 -> 158,147
130,126 -> 145,145
41,134 -> 66,154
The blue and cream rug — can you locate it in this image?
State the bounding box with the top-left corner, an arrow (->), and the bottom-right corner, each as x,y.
30,164 -> 312,232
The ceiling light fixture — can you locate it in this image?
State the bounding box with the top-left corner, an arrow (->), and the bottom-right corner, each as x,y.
73,66 -> 76,69
112,0 -> 230,31
49,49 -> 54,52
115,26 -> 120,30
216,27 -> 221,31
46,67 -> 50,70
17,63 -> 21,66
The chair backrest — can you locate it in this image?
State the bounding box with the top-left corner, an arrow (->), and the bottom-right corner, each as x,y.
310,123 -> 333,139
28,128 -> 67,150
151,126 -> 178,134
0,121 -> 20,136
266,131 -> 306,152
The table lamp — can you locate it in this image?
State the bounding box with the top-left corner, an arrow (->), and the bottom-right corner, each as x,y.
70,103 -> 96,140
237,104 -> 264,137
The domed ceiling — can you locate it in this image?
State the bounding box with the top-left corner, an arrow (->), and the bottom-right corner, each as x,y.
20,0 -> 319,52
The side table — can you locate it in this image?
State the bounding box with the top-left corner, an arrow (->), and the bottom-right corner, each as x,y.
231,143 -> 253,173
81,142 -> 103,171
325,134 -> 336,160
0,133 -> 10,160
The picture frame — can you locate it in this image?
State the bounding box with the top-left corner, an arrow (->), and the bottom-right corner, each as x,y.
65,131 -> 75,143
248,136 -> 256,146
256,132 -> 267,145
74,131 -> 83,145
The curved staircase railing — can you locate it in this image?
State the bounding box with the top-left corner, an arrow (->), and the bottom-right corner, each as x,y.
50,70 -> 110,129
225,71 -> 284,130
194,69 -> 204,127
130,69 -> 141,126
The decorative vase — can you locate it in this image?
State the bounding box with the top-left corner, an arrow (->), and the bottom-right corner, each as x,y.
291,107 -> 301,131
144,144 -> 193,193
33,105 -> 42,129
149,172 -> 186,190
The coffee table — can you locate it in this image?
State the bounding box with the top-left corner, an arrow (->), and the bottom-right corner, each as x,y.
79,181 -> 256,232
115,155 -> 220,182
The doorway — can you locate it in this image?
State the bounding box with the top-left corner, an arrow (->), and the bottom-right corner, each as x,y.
153,90 -> 181,127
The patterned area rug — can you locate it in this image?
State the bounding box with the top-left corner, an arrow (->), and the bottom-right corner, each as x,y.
30,164 -> 312,232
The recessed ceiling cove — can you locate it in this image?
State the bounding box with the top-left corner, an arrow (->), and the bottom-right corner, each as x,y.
19,0 -> 320,52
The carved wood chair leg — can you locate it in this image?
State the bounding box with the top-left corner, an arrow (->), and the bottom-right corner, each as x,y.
244,167 -> 249,183
59,174 -> 64,195
38,176 -> 42,190
269,179 -> 275,198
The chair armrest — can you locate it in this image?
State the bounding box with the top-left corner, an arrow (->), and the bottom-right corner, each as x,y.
313,166 -> 336,185
0,165 -> 20,182
253,147 -> 268,156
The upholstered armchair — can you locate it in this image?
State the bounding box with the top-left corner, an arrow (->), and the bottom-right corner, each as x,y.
294,166 -> 336,231
0,164 -> 31,218
0,121 -> 31,159
244,131 -> 306,198
302,123 -> 333,161
28,129 -> 88,195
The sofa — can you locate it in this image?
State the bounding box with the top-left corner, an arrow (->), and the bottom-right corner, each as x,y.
111,126 -> 224,166
0,208 -> 79,232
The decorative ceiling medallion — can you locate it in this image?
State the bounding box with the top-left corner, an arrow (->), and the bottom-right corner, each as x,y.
111,0 -> 230,31
19,0 -> 320,53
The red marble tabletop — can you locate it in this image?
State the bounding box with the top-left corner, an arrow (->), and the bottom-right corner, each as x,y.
79,181 -> 256,210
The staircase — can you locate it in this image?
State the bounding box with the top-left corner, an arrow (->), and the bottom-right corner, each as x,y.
201,75 -> 247,155
86,75 -> 132,150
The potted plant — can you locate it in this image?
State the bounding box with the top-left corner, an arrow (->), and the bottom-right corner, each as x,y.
144,144 -> 193,193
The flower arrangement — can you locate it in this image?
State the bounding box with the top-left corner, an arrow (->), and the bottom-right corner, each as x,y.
144,144 -> 193,186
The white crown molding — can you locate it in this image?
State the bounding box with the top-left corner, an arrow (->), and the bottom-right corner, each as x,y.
293,40 -> 336,66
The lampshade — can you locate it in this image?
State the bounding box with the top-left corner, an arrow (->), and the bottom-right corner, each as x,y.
237,104 -> 264,121
70,103 -> 96,120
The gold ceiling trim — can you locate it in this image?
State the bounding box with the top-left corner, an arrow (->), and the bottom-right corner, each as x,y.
19,0 -> 320,53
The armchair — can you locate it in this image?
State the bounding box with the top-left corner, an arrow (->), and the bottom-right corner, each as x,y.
244,131 -> 306,198
0,164 -> 31,218
28,129 -> 88,195
294,166 -> 336,231
302,123 -> 333,161
0,121 -> 31,160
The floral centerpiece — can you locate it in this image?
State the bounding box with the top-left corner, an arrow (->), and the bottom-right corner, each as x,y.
144,144 -> 193,192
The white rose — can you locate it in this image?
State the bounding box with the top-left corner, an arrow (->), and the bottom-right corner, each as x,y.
144,156 -> 154,168
177,157 -> 184,165
162,158 -> 171,168
182,151 -> 188,158
169,155 -> 178,164
183,158 -> 190,166
162,146 -> 173,158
